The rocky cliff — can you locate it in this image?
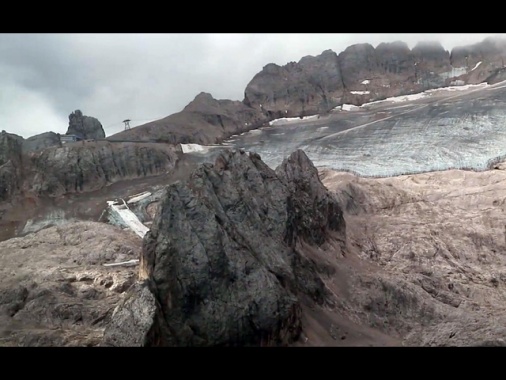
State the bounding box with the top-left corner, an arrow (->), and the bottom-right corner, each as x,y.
26,141 -> 179,197
66,110 -> 105,140
102,149 -> 345,346
244,37 -> 506,118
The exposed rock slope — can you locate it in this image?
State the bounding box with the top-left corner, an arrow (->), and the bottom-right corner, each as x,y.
0,221 -> 141,346
320,166 -> 506,346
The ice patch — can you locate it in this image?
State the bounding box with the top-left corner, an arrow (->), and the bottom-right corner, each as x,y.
351,91 -> 370,95
471,61 -> 482,71
108,199 -> 149,239
341,104 -> 360,111
361,80 -> 370,85
269,114 -> 320,126
180,143 -> 206,153
127,191 -> 152,204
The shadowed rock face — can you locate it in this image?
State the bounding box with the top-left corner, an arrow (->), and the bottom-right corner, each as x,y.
103,149 -> 345,346
66,110 -> 105,140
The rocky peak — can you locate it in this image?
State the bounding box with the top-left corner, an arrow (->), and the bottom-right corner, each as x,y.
66,110 -> 105,140
103,149 -> 345,346
182,92 -> 221,113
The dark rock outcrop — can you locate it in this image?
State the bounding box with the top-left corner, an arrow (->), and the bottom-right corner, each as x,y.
103,149 -> 345,346
22,132 -> 61,155
66,110 -> 105,140
108,93 -> 266,145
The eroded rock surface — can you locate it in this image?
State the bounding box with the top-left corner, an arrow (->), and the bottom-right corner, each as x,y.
321,166 -> 506,346
0,221 -> 141,346
103,149 -> 345,346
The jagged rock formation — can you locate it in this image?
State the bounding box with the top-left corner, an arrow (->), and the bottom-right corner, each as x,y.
66,110 -> 105,140
107,93 -> 266,145
103,149 -> 345,346
0,221 -> 141,346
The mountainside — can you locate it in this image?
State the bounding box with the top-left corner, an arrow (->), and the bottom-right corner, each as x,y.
244,37 -> 506,118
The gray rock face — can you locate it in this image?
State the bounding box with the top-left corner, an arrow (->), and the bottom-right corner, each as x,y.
28,141 -> 179,197
66,110 -> 105,140
102,281 -> 165,347
244,50 -> 344,118
104,149 -> 345,346
338,43 -> 379,91
22,132 -> 61,155
244,37 -> 506,118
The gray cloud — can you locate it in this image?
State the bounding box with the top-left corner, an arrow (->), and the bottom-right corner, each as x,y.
1,33 -> 503,138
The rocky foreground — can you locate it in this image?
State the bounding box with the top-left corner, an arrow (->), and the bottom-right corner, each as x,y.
3,149 -> 506,346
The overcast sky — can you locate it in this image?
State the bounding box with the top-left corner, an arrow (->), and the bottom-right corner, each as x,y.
1,33 -> 504,138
